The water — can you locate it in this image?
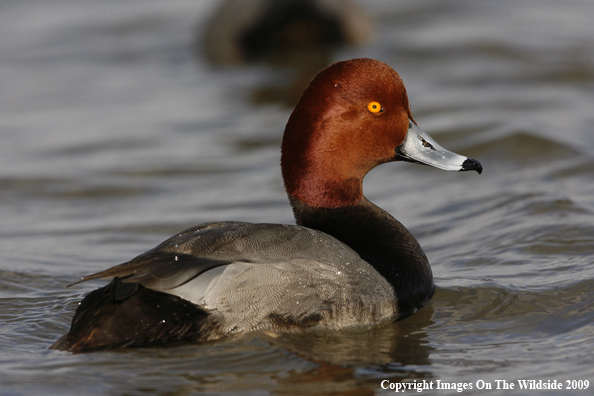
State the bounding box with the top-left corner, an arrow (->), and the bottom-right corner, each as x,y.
1,0 -> 594,394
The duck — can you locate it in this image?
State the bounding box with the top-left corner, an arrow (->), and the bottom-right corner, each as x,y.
51,58 -> 482,353
201,0 -> 373,64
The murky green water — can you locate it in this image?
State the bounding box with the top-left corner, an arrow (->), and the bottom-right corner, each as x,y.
1,0 -> 593,395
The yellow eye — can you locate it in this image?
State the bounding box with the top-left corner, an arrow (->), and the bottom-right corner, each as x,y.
367,101 -> 383,114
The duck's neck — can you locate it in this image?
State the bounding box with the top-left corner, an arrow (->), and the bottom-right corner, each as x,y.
289,196 -> 434,317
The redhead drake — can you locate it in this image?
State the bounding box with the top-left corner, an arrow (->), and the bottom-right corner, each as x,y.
51,58 -> 481,353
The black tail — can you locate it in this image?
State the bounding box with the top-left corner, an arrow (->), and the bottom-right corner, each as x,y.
51,278 -> 220,353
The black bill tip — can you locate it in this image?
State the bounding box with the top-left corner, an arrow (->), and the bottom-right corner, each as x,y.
461,158 -> 483,174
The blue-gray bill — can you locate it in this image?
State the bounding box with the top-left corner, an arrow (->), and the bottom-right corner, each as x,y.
395,121 -> 482,174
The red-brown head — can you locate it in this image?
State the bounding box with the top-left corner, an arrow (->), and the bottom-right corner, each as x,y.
281,58 -> 481,209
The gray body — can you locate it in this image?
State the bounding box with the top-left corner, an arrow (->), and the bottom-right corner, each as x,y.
80,221 -> 398,338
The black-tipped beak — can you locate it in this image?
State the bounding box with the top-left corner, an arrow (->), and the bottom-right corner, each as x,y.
461,158 -> 483,174
395,120 -> 483,174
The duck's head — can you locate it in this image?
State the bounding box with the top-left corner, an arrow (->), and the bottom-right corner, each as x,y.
281,58 -> 482,209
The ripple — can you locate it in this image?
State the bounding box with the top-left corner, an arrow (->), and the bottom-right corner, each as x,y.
433,278 -> 594,336
0,176 -> 150,200
467,131 -> 581,164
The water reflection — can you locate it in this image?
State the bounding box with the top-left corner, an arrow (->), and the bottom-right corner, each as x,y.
157,306 -> 436,395
264,306 -> 435,367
